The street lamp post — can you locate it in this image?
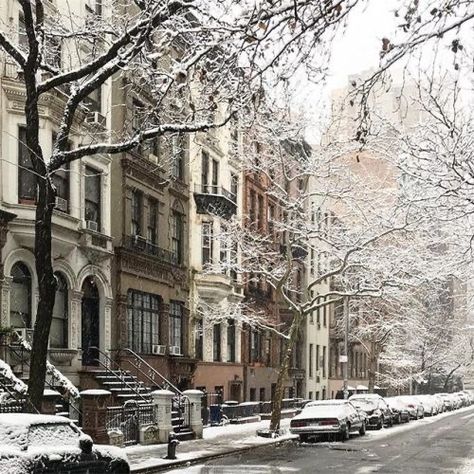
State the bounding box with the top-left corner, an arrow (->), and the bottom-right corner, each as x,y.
343,296 -> 349,400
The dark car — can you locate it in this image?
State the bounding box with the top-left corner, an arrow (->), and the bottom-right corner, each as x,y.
386,397 -> 410,423
350,396 -> 394,429
0,414 -> 130,474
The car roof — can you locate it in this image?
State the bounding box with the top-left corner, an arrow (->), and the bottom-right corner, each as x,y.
0,414 -> 71,428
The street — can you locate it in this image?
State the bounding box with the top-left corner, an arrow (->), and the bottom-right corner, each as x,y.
168,406 -> 474,473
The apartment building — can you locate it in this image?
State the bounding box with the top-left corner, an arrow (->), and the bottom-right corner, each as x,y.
188,117 -> 245,401
0,0 -> 113,385
109,70 -> 195,388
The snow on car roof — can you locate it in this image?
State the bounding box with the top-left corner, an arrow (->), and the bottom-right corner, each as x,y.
295,405 -> 346,419
0,414 -> 71,427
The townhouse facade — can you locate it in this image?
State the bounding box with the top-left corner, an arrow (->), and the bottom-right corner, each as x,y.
0,0 -> 114,386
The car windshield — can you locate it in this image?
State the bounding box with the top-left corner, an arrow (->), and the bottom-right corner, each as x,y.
28,423 -> 80,448
351,400 -> 377,410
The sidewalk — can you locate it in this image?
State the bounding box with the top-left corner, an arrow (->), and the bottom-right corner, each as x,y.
126,418 -> 295,473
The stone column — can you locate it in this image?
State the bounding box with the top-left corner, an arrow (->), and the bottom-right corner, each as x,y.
0,276 -> 11,328
104,297 -> 113,352
152,389 -> 174,443
80,389 -> 112,444
203,317 -> 213,362
235,322 -> 242,364
70,291 -> 83,350
183,389 -> 204,438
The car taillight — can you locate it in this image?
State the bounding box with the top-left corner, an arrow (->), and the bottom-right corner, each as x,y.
291,420 -> 307,427
320,419 -> 339,425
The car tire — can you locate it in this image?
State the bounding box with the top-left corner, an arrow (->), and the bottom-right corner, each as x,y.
376,417 -> 383,430
359,422 -> 366,436
299,434 -> 308,443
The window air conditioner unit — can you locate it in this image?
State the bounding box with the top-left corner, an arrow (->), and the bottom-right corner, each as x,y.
151,344 -> 166,356
169,346 -> 181,356
55,197 -> 68,212
86,111 -> 106,126
148,153 -> 159,165
133,234 -> 147,249
86,220 -> 98,232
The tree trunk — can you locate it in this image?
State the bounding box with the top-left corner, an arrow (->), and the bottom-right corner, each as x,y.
27,179 -> 57,412
269,311 -> 302,432
367,342 -> 378,393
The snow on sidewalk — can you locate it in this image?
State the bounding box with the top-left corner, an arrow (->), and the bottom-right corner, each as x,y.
126,419 -> 294,471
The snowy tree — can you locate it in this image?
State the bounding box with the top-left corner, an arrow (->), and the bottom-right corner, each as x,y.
0,0 -> 365,411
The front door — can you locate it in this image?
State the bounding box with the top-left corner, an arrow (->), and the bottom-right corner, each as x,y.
81,278 -> 100,366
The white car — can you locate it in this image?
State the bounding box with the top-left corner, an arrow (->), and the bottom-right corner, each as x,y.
0,414 -> 129,474
290,402 -> 366,442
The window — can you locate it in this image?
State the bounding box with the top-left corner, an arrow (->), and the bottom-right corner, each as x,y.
250,388 -> 256,401
171,212 -> 184,264
259,388 -> 265,401
131,190 -> 142,236
250,330 -> 261,363
172,135 -> 185,179
249,190 -> 256,224
86,85 -> 102,114
51,134 -> 70,212
169,301 -> 183,354
268,204 -> 275,234
322,346 -> 327,378
10,263 -> 31,328
230,173 -> 238,202
51,273 -> 68,348
257,195 -> 264,230
309,344 -> 313,377
213,323 -> 221,361
18,126 -> 36,202
201,221 -> 213,266
147,199 -> 158,245
323,297 -> 327,326
127,290 -> 160,354
201,151 -> 209,191
227,319 -> 235,362
211,159 -> 219,193
18,14 -> 28,52
195,318 -> 203,360
85,167 -> 101,229
316,345 -> 320,373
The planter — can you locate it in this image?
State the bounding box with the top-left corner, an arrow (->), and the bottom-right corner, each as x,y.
48,349 -> 77,365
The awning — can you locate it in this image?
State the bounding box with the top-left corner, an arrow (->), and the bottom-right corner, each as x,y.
356,385 -> 368,390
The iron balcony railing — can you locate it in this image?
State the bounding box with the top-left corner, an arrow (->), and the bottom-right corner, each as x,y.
194,184 -> 237,203
122,235 -> 178,265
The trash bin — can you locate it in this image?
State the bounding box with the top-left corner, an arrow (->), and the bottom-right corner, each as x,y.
209,404 -> 222,425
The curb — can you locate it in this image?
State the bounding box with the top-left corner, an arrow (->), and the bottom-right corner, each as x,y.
130,436 -> 296,473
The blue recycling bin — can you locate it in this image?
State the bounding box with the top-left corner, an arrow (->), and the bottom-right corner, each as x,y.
209,404 -> 222,425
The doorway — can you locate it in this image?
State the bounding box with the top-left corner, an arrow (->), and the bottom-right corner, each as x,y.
81,278 -> 100,365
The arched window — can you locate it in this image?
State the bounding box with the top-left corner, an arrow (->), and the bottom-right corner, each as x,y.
51,273 -> 68,348
10,262 -> 31,328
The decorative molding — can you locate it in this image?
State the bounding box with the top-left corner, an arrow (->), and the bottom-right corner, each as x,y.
122,155 -> 168,190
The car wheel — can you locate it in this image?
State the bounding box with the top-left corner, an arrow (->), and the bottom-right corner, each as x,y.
299,434 -> 308,443
377,417 -> 383,430
108,459 -> 131,474
359,422 -> 366,436
397,414 -> 402,424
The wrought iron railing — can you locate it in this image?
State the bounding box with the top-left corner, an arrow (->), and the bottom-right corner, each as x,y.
194,184 -> 237,203
122,235 -> 178,264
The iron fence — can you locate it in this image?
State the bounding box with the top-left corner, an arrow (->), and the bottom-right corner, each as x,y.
106,401 -> 155,446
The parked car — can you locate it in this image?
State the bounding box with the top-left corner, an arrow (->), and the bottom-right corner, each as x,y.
438,393 -> 455,411
349,395 -> 394,429
0,414 -> 130,474
415,395 -> 438,416
290,401 -> 366,442
385,397 -> 410,423
397,396 -> 424,419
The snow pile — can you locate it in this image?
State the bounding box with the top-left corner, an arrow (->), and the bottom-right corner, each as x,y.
0,359 -> 27,395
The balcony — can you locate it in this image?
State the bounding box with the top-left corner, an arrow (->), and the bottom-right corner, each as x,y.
122,235 -> 178,265
193,184 -> 237,219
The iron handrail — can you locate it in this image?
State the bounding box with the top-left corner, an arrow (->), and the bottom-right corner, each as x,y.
85,346 -> 150,403
114,348 -> 182,396
6,344 -> 80,419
